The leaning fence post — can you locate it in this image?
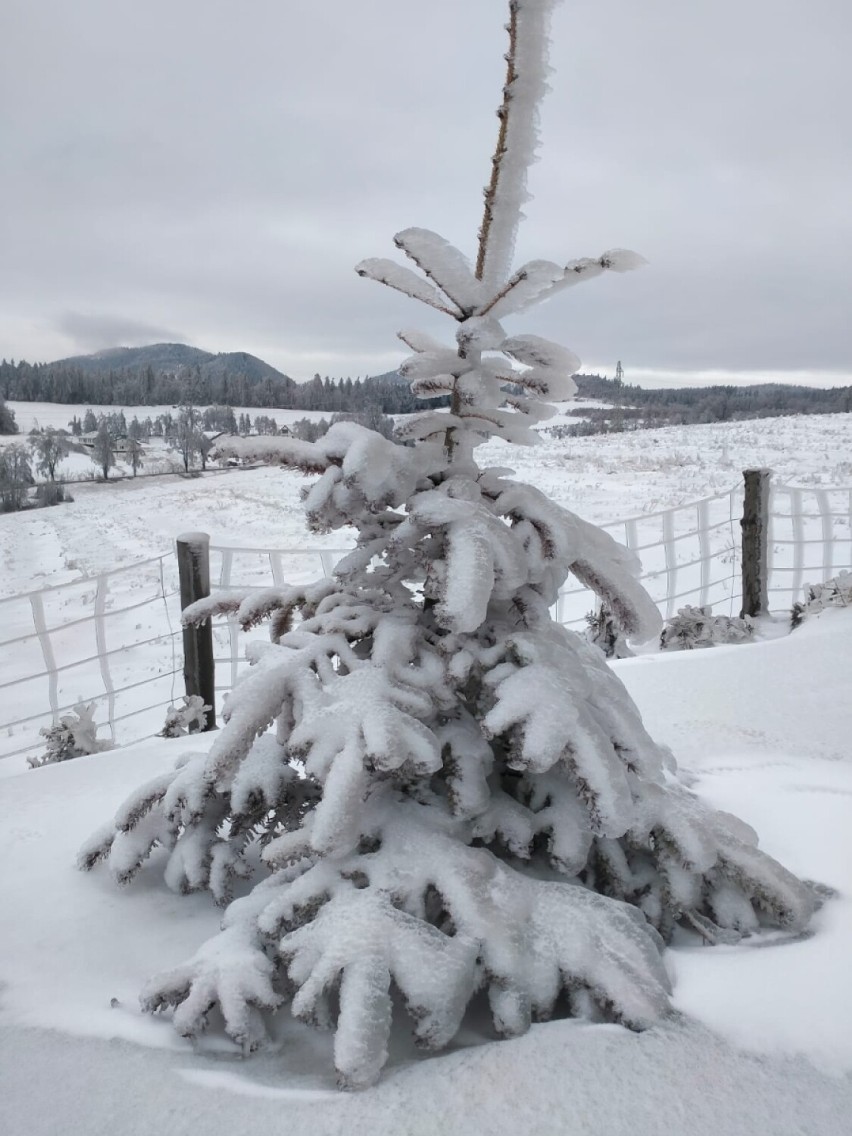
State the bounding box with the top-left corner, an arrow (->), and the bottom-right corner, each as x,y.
176,532 -> 216,731
740,468 -> 771,618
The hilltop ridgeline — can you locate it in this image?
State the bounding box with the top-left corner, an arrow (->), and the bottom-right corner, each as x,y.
1,344 -> 850,425
0,344 -> 439,415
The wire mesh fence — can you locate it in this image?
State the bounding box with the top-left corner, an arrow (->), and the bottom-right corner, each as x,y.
0,555 -> 182,764
766,483 -> 852,612
207,544 -> 351,693
1,474 -> 849,767
554,484 -> 745,629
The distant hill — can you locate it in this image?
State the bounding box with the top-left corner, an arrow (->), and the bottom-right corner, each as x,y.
0,348 -> 438,414
199,351 -> 293,386
49,343 -> 295,388
0,343 -> 299,409
51,344 -> 211,374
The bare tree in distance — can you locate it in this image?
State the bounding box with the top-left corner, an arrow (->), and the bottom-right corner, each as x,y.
29,426 -> 69,482
91,421 -> 115,480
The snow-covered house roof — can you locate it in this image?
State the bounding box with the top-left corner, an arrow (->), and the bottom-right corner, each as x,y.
78,433 -> 146,453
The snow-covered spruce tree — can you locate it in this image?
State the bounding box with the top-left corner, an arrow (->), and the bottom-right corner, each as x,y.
30,701 -> 112,769
79,0 -> 815,1089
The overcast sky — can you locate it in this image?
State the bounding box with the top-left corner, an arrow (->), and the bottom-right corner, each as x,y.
1,0 -> 850,386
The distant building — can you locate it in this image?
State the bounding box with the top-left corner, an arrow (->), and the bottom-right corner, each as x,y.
79,432 -> 146,456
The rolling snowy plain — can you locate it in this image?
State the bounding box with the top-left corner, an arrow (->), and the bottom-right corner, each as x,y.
2,403 -> 851,596
1,407 -> 851,1134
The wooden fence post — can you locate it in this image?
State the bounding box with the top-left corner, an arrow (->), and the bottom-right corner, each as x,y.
740,468 -> 771,618
176,532 -> 216,731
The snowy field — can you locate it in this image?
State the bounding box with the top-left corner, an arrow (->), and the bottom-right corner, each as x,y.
0,411 -> 850,768
4,401 -> 338,438
1,401 -> 344,486
4,399 -> 609,439
0,409 -> 850,1133
1,608 -> 851,1135
2,409 -> 850,595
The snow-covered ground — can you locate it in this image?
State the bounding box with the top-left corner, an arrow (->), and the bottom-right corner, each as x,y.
1,608 -> 850,1135
3,399 -> 610,439
1,411 -> 849,768
3,401 -> 338,438
0,408 -> 851,1131
2,411 -> 850,595
1,402 -> 343,488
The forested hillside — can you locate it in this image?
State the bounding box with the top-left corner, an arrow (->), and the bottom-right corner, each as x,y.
0,345 -> 295,409
0,349 -> 443,414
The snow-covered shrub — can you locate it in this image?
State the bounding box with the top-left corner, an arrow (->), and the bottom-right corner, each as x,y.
34,481 -> 73,507
78,0 -> 815,1089
585,603 -> 634,658
660,606 -> 754,652
30,702 -> 111,768
331,408 -> 396,440
290,418 -> 332,443
159,695 -> 212,738
791,571 -> 852,628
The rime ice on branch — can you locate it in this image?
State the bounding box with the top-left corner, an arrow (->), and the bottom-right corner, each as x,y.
79,0 -> 816,1089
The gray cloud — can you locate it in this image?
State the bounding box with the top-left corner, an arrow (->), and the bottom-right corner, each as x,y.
55,312 -> 187,354
1,0 -> 850,384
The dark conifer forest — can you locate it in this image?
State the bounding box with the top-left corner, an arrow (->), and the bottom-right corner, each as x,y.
1,346 -> 849,432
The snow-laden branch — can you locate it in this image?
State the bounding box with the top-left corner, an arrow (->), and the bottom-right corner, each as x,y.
394,228 -> 485,313
354,258 -> 463,317
485,249 -> 648,317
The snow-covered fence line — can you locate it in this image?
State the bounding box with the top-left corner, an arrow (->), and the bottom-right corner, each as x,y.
1,473 -> 849,767
206,543 -> 350,694
767,481 -> 852,612
0,553 -> 183,765
554,482 -> 745,629
557,474 -> 851,630
0,546 -> 351,767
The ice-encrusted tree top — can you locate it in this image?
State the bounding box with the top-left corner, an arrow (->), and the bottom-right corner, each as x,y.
353,0 -> 643,458
80,0 -> 816,1091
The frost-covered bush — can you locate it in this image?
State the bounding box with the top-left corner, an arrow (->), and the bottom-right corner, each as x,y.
34,481 -> 73,507
30,702 -> 111,768
159,695 -> 212,738
585,603 -> 634,659
290,418 -> 332,443
0,444 -> 34,512
331,408 -> 396,440
660,606 -> 754,652
78,0 -> 815,1090
791,571 -> 852,628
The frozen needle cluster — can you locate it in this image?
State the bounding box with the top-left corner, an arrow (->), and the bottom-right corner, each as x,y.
79,0 -> 815,1089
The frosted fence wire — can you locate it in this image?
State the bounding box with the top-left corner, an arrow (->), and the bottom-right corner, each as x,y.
204,490 -> 749,675
3,479 -> 850,764
0,552 -> 183,762
553,485 -> 745,629
206,545 -> 352,693
767,482 -> 852,611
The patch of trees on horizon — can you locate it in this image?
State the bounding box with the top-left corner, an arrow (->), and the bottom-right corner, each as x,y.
2,353 -> 851,435
567,374 -> 852,435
